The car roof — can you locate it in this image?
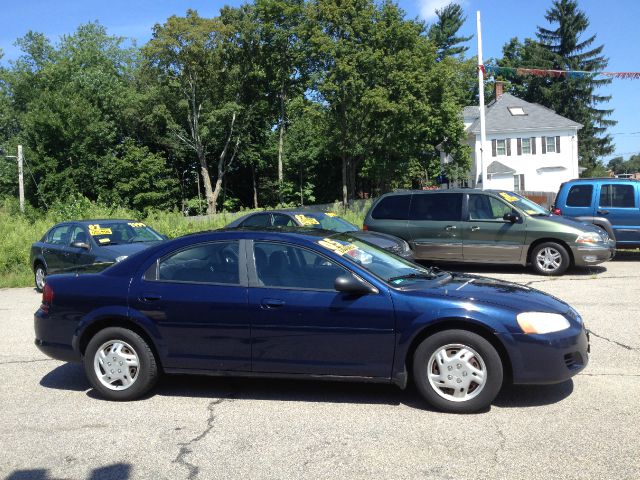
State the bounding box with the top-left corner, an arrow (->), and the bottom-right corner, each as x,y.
382,188 -> 511,196
246,210 -> 331,216
562,178 -> 640,183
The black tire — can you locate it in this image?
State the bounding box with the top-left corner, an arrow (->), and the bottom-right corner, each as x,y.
412,329 -> 503,413
34,263 -> 46,293
530,241 -> 570,276
84,327 -> 158,401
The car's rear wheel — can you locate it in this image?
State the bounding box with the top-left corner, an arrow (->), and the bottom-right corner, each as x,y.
34,263 -> 46,292
84,327 -> 158,401
412,330 -> 503,413
530,242 -> 570,276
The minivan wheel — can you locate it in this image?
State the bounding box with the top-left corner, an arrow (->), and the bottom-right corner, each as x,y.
34,264 -> 46,292
412,330 -> 503,413
531,242 -> 570,276
84,327 -> 158,401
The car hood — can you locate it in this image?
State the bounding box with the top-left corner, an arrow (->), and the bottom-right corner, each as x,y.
401,272 -> 571,314
96,241 -> 161,259
350,230 -> 406,248
533,214 -> 601,234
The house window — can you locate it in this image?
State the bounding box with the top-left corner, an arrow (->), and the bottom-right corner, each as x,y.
521,138 -> 531,154
508,107 -> 526,116
496,139 -> 506,156
546,137 -> 556,153
513,174 -> 525,192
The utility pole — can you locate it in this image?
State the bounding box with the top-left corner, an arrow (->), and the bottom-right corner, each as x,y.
18,145 -> 25,212
476,11 -> 487,191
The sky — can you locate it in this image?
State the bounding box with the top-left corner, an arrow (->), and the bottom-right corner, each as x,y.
0,0 -> 638,163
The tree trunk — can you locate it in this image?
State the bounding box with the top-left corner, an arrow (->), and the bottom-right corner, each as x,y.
277,82 -> 286,205
348,158 -> 357,201
210,177 -> 223,215
252,165 -> 259,209
342,155 -> 348,207
198,149 -> 216,215
209,112 -> 239,215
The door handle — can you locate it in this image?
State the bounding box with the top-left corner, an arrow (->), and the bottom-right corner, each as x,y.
261,298 -> 285,309
597,210 -> 609,215
140,293 -> 162,303
471,226 -> 480,231
445,225 -> 457,231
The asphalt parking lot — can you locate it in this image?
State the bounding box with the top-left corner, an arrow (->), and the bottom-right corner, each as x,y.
1,255 -> 639,480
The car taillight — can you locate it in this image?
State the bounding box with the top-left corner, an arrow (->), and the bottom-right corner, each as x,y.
362,224 -> 369,231
41,283 -> 54,313
552,207 -> 562,215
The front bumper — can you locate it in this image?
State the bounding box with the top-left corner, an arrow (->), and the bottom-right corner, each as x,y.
571,242 -> 615,267
499,323 -> 590,385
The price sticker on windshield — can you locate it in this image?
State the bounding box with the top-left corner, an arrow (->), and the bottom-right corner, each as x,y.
88,224 -> 112,236
326,212 -> 338,217
295,214 -> 320,226
499,192 -> 519,203
128,222 -> 146,228
318,238 -> 357,256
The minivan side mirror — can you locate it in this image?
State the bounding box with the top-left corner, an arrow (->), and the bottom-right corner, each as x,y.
503,213 -> 520,223
334,274 -> 375,295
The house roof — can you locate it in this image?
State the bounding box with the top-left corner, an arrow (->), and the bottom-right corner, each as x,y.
466,93 -> 582,134
487,161 -> 515,175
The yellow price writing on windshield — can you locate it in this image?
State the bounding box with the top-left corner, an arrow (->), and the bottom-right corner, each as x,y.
295,214 -> 320,226
88,224 -> 113,236
499,192 -> 519,203
128,222 -> 146,228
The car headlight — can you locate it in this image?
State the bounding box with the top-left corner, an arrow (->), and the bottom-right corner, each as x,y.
516,312 -> 570,334
576,232 -> 602,244
115,256 -> 128,262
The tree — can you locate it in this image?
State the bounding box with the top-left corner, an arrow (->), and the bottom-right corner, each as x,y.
427,2 -> 472,61
143,10 -> 245,214
498,0 -> 615,175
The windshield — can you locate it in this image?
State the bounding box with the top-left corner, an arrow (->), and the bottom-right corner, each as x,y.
316,233 -> 440,285
88,222 -> 164,246
294,213 -> 359,233
494,191 -> 548,216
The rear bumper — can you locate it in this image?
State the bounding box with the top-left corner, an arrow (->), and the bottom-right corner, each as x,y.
499,324 -> 589,385
34,309 -> 81,363
571,243 -> 615,267
34,339 -> 80,363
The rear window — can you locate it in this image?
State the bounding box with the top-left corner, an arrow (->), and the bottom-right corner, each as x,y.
599,184 -> 636,208
371,195 -> 411,220
409,193 -> 462,221
566,185 -> 593,207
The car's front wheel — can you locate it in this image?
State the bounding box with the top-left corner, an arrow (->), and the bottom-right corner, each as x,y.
84,327 -> 158,401
412,330 -> 503,413
34,263 -> 46,292
531,242 -> 570,276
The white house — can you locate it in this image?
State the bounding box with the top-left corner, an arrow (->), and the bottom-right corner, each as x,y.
443,85 -> 582,193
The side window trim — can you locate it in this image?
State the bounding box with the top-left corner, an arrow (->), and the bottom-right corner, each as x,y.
247,240 -> 352,292
143,239 -> 247,287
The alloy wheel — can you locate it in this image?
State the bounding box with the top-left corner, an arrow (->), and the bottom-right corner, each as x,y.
536,247 -> 562,273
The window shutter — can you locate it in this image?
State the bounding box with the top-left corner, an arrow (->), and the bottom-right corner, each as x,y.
556,136 -> 561,153
492,139 -> 497,157
531,137 -> 536,154
506,138 -> 511,156
521,174 -> 525,191
541,136 -> 547,154
517,138 -> 522,155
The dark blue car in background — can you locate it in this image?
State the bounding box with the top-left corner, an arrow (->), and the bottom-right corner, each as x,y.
34,228 -> 589,412
30,219 -> 165,291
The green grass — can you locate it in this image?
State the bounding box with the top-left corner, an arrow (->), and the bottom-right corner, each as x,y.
0,197 -> 369,289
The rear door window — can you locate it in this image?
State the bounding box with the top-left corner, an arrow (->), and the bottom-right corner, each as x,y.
599,184 -> 636,208
272,214 -> 295,227
156,242 -> 240,284
409,193 -> 462,221
566,185 -> 593,207
371,195 -> 411,220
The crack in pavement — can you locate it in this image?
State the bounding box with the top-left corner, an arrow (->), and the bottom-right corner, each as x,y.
588,330 -> 639,351
0,358 -> 57,365
173,393 -> 237,480
491,421 -> 507,468
579,373 -> 640,377
523,275 -> 639,287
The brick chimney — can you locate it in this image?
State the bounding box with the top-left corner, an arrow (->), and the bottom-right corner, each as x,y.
495,81 -> 504,99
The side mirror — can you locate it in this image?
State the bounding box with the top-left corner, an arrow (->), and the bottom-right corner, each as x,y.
71,241 -> 90,250
334,274 -> 375,295
503,213 -> 520,223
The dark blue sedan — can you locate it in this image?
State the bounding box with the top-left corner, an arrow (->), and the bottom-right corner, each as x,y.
30,219 -> 165,291
34,229 -> 589,412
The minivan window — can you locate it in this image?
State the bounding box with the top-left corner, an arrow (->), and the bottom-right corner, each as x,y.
468,195 -> 513,220
599,184 -> 635,208
371,195 -> 411,220
410,193 -> 461,221
566,185 -> 593,207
